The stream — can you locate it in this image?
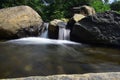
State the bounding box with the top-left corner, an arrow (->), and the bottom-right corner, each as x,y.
0,23 -> 120,79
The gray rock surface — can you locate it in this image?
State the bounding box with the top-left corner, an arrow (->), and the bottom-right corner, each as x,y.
0,6 -> 43,39
70,11 -> 120,46
2,72 -> 120,80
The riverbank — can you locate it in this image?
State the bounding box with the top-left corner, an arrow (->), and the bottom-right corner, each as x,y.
2,72 -> 120,80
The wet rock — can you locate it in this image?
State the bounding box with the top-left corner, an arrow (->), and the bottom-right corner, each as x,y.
70,11 -> 120,46
66,5 -> 95,30
66,14 -> 85,30
48,19 -> 66,39
3,72 -> 120,80
0,6 -> 43,39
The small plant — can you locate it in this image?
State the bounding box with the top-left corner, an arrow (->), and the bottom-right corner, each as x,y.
90,0 -> 111,12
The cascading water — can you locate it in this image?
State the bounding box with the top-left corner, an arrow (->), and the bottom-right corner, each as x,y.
39,22 -> 70,40
39,23 -> 49,38
58,22 -> 70,40
7,22 -> 75,45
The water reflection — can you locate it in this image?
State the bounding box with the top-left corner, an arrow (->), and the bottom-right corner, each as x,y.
0,40 -> 120,78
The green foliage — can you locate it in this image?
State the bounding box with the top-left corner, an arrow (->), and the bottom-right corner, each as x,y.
0,0 -> 95,21
110,1 -> 120,11
0,0 -> 14,8
90,0 -> 111,12
42,0 -> 97,21
0,0 -> 113,21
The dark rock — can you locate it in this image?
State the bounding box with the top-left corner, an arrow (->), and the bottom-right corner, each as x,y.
70,11 -> 120,46
16,24 -> 44,38
66,14 -> 85,30
66,5 -> 96,30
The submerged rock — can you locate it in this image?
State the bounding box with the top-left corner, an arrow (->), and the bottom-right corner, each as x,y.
0,6 -> 43,39
70,11 -> 120,46
3,72 -> 120,80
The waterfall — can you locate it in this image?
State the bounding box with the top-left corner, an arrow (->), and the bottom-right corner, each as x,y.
39,22 -> 70,40
6,21 -> 76,44
58,22 -> 70,40
39,23 -> 49,38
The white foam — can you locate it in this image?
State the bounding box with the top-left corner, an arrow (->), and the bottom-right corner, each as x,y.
7,37 -> 79,45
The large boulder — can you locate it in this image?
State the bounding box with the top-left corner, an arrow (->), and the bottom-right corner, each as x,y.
0,6 -> 43,39
66,5 -> 95,30
70,11 -> 120,46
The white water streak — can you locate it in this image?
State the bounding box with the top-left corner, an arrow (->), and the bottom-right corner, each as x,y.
6,37 -> 79,45
58,22 -> 70,40
39,23 -> 49,38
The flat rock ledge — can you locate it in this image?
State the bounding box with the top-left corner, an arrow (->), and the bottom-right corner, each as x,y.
2,72 -> 120,80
